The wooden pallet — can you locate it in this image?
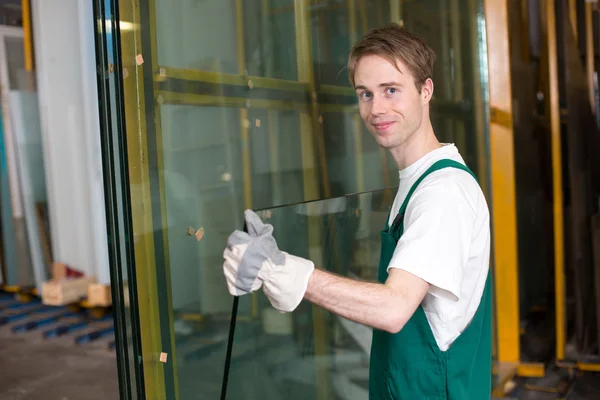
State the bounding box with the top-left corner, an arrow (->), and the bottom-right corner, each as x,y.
87,283 -> 111,307
41,276 -> 96,306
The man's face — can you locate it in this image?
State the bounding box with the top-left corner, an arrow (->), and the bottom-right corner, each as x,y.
353,54 -> 432,151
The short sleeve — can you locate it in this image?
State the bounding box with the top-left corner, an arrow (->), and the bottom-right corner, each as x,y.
387,173 -> 476,302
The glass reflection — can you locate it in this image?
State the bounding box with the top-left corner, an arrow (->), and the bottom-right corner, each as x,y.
224,188 -> 395,400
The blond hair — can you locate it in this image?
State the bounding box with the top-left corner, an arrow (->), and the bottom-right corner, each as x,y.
347,23 -> 436,92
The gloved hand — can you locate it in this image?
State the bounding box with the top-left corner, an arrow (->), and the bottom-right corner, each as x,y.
223,209 -> 315,312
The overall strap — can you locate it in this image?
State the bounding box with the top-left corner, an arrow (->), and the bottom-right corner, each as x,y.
386,159 -> 477,232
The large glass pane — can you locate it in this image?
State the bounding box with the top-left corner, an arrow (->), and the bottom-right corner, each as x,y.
224,189 -> 394,400
0,28 -> 34,289
155,0 -> 298,80
110,0 -> 490,397
311,0 -> 393,87
9,91 -> 48,290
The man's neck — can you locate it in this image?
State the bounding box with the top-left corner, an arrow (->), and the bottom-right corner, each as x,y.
389,120 -> 441,170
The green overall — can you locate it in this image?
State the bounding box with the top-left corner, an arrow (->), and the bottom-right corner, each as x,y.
368,159 -> 492,400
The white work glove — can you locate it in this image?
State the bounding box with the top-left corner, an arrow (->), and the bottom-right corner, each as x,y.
223,209 -> 315,312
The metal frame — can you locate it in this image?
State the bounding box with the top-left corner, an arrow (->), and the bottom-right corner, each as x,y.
552,0 -> 600,374
546,0 -> 566,365
487,0 -> 521,365
488,0 -> 600,394
484,0 -> 522,391
21,0 -> 33,72
484,0 -> 550,396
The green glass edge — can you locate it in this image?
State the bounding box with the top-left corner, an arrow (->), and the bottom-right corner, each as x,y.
138,1 -> 178,398
92,0 -> 146,398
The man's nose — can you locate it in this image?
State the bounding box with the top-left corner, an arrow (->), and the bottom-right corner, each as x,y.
371,95 -> 387,115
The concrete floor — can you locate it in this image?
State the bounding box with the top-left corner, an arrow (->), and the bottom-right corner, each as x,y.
1,296 -> 599,400
0,306 -> 119,400
500,368 -> 600,400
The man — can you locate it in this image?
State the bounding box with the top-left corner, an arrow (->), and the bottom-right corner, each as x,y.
223,23 -> 492,399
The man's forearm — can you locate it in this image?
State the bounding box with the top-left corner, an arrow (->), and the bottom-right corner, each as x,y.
304,268 -> 408,333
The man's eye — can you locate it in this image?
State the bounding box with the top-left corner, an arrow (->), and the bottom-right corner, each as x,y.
360,92 -> 372,100
386,87 -> 397,95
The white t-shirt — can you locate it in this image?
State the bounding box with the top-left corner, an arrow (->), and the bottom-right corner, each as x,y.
387,143 -> 490,351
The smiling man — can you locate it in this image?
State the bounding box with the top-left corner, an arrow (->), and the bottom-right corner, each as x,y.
223,23 -> 492,399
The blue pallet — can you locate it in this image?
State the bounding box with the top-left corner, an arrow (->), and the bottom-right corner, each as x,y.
74,326 -> 115,344
0,305 -> 66,325
0,301 -> 19,310
0,294 -> 15,303
42,314 -> 112,339
2,298 -> 41,310
12,311 -> 77,333
43,321 -> 90,338
89,314 -> 113,323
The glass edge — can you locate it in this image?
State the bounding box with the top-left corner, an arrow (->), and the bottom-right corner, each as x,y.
109,0 -> 148,396
139,0 -> 180,397
92,0 -> 145,398
253,186 -> 399,213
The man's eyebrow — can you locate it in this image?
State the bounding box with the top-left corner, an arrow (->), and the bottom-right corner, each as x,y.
354,82 -> 403,91
379,81 -> 403,87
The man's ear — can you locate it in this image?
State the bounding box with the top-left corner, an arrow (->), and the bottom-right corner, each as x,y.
421,78 -> 434,105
